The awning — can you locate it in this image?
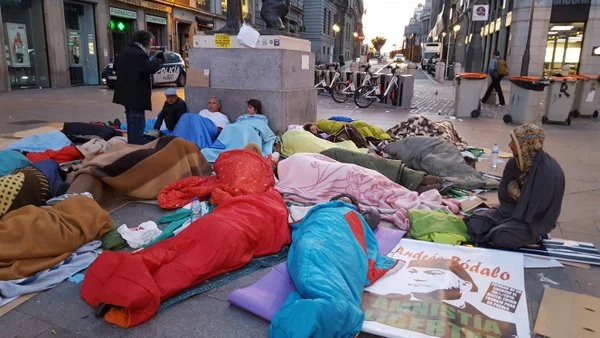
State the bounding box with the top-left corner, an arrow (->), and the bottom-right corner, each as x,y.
428,4 -> 445,38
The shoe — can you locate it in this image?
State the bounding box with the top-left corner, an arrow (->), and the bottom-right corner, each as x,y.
496,104 -> 505,107
480,99 -> 486,104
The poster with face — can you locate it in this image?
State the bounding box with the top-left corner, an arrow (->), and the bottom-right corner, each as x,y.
6,23 -> 31,67
362,239 -> 528,338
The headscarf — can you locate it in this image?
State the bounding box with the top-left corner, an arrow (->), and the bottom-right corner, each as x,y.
508,123 -> 545,201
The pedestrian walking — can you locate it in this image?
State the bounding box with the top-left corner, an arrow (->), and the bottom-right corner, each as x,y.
481,50 -> 507,107
113,30 -> 164,144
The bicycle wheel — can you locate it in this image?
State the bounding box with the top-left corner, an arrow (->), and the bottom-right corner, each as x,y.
354,85 -> 376,108
331,83 -> 349,103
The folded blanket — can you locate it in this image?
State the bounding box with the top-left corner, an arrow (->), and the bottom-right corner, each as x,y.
67,136 -> 212,208
275,153 -> 456,230
320,148 -> 425,190
0,196 -> 111,280
81,190 -> 290,328
280,130 -> 368,157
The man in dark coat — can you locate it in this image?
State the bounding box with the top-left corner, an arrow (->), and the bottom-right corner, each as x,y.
113,30 -> 164,144
153,88 -> 187,134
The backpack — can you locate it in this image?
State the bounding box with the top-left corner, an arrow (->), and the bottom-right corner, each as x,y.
497,59 -> 509,76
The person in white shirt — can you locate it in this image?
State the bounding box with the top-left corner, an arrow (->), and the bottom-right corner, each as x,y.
198,96 -> 230,131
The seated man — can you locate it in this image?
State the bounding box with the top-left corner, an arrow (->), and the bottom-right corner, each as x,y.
467,123 -> 565,249
198,96 -> 230,131
153,88 -> 187,135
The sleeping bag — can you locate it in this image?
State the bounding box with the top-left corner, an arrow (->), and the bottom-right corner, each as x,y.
269,201 -> 398,338
81,189 -> 290,328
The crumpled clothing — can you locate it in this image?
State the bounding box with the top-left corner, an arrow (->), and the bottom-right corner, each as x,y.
409,209 -> 469,244
117,221 -> 162,249
26,145 -> 84,163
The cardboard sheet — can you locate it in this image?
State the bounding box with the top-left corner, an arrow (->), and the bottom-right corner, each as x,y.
534,287 -> 600,337
0,293 -> 38,317
187,68 -> 210,87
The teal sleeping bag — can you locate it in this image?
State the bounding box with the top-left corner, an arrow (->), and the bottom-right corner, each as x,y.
270,201 -> 398,338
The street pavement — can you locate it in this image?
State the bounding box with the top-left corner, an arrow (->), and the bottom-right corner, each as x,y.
1,69 -> 599,337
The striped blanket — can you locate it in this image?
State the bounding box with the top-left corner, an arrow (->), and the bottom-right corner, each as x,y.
67,136 -> 212,208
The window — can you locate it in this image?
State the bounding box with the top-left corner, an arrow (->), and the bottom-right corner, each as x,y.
164,52 -> 179,63
323,46 -> 326,54
328,10 -> 332,35
323,8 -> 327,33
544,22 -> 585,75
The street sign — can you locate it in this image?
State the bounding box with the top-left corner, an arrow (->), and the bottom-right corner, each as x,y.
472,5 -> 489,21
146,15 -> 167,25
110,7 -> 137,19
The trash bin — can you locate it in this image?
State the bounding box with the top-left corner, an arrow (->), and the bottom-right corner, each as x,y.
573,74 -> 599,118
504,76 -> 549,124
454,72 -> 488,118
543,76 -> 579,125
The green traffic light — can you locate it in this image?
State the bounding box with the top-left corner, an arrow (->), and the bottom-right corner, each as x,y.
110,20 -> 115,30
117,21 -> 126,31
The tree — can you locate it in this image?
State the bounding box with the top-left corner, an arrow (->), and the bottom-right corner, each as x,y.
371,36 -> 387,54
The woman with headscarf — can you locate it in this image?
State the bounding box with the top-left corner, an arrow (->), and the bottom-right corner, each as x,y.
467,123 -> 565,249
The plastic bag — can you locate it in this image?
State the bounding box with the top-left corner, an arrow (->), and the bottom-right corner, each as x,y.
237,23 -> 260,48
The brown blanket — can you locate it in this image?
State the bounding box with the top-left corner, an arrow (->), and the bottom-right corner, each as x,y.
0,196 -> 111,280
67,136 -> 212,208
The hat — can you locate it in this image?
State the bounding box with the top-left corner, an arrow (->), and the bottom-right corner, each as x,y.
164,88 -> 177,96
510,123 -> 545,172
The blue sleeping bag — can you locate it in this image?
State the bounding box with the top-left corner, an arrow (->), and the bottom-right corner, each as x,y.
270,201 -> 397,338
172,113 -> 219,149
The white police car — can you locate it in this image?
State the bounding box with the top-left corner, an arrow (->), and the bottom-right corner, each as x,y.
102,51 -> 187,89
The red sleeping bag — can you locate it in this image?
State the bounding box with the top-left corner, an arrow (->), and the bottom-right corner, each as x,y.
80,189 -> 290,328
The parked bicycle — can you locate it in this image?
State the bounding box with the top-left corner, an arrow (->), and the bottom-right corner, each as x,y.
314,63 -> 338,95
354,64 -> 402,108
331,64 -> 377,103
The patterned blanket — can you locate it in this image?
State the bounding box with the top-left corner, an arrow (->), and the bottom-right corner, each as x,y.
67,136 -> 212,208
383,116 -> 468,149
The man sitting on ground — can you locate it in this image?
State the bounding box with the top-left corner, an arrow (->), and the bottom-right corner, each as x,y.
468,123 -> 565,249
153,88 -> 187,135
198,96 -> 230,132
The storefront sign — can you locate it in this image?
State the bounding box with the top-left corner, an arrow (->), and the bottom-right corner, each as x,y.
551,0 -> 591,22
362,239 -> 530,338
214,34 -> 231,48
472,5 -> 489,21
146,14 -> 167,25
115,0 -> 172,13
495,18 -> 502,32
110,7 -> 137,19
553,0 -> 591,4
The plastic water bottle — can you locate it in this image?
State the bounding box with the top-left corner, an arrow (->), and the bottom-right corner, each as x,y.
491,144 -> 499,169
191,197 -> 201,222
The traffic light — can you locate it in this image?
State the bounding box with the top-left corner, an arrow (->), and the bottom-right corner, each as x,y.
110,19 -> 126,32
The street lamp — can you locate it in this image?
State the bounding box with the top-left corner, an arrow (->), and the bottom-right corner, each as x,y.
353,32 -> 358,38
332,24 -> 340,63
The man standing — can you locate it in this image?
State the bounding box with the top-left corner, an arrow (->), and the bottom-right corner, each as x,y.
113,30 -> 164,144
481,50 -> 506,107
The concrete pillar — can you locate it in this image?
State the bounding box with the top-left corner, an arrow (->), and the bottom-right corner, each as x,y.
579,4 -> 600,74
0,9 -> 9,92
508,3 -> 551,77
95,0 -> 111,69
137,9 -> 145,31
44,0 -> 70,88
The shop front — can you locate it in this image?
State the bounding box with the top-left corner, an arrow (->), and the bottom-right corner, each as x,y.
146,14 -> 167,48
109,6 -> 137,58
543,1 -> 591,76
1,0 -> 50,89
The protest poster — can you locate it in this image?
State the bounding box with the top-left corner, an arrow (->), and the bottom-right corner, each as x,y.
362,239 -> 528,338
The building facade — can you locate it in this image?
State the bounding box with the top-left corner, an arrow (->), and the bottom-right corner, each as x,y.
0,0 -> 250,92
450,0 -> 600,76
301,0 -> 363,65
